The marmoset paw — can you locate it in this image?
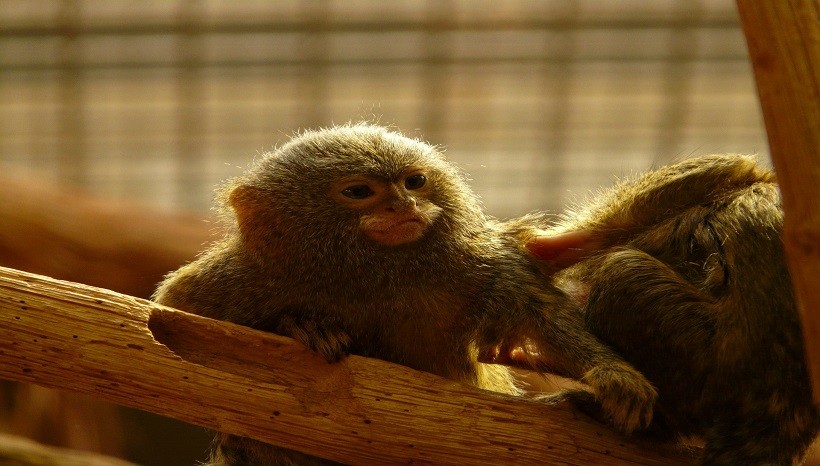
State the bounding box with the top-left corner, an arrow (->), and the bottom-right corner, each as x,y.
279,315 -> 352,363
537,389 -> 599,414
304,326 -> 352,363
582,363 -> 657,434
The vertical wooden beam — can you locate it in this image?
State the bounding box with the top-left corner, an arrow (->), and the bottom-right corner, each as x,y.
735,1 -> 820,400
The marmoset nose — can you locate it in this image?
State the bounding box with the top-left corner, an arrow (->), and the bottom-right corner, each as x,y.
386,195 -> 416,212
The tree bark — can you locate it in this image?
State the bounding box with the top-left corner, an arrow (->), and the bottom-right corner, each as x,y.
0,266 -> 696,465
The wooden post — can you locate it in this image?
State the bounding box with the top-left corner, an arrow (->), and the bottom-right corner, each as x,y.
0,266 -> 696,465
735,1 -> 820,401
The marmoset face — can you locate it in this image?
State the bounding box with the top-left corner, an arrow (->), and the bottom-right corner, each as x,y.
331,166 -> 443,246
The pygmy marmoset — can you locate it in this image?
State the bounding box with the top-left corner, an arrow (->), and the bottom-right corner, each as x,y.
154,123 -> 656,465
525,154 -> 820,465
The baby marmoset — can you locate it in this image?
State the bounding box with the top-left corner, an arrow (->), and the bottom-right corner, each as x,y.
153,124 -> 655,465
525,154 -> 820,465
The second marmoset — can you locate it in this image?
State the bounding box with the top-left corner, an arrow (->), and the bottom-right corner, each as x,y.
525,154 -> 820,465
153,123 -> 654,465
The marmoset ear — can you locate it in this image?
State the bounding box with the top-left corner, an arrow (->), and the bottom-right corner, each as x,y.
527,230 -> 603,270
229,184 -> 282,259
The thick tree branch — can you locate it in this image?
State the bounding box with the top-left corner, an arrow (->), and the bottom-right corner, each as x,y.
0,266 -> 695,465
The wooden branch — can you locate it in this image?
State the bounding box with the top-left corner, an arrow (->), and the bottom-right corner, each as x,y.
0,266 -> 696,465
0,432 -> 137,466
0,169 -> 214,299
735,1 -> 820,400
0,169 -> 216,460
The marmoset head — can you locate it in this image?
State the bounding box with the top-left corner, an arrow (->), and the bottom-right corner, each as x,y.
221,124 -> 485,262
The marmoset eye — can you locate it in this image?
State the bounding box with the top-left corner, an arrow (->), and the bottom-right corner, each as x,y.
341,185 -> 375,199
405,174 -> 427,190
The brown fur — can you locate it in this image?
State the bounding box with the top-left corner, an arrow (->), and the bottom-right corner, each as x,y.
153,123 -> 655,465
528,154 -> 820,465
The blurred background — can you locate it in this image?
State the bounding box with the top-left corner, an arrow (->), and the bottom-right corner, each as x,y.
0,1 -> 772,465
1,0 -> 767,217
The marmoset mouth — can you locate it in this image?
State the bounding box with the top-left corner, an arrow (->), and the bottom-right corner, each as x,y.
370,216 -> 428,245
388,217 -> 424,229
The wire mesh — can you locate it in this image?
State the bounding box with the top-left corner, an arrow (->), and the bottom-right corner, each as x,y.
0,0 -> 767,217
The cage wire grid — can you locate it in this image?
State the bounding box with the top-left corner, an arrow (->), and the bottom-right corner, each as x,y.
0,0 -> 767,218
